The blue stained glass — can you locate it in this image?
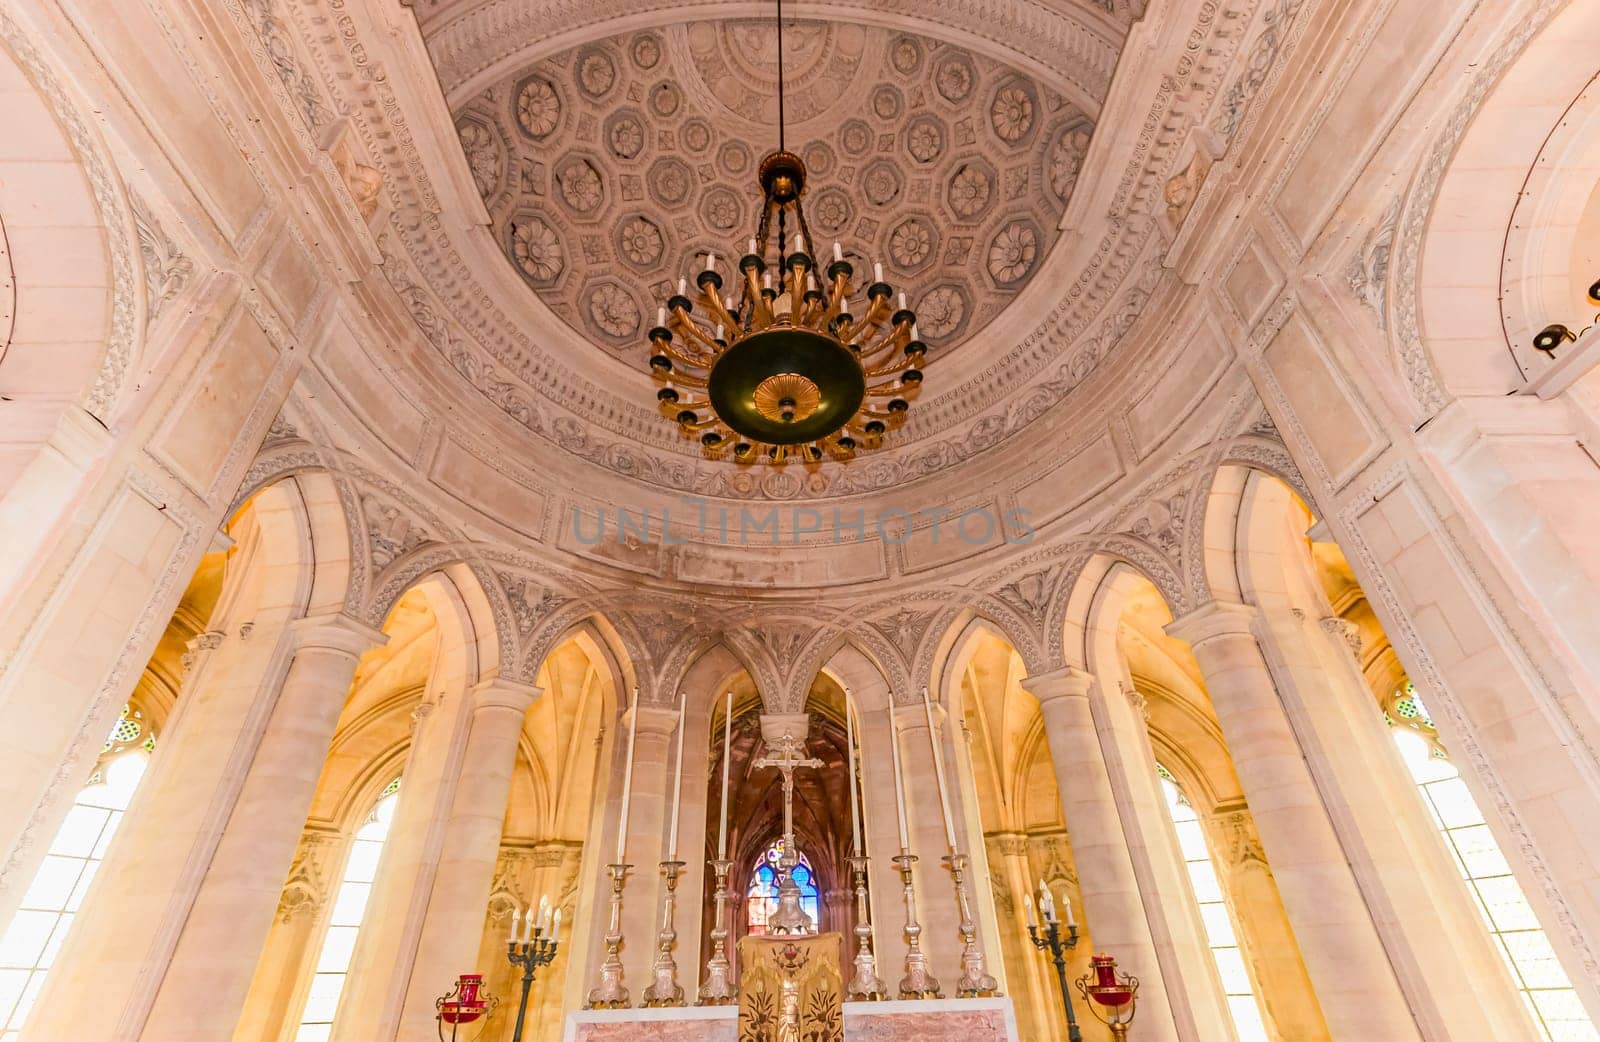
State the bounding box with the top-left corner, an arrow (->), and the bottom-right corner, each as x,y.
746,840 -> 821,935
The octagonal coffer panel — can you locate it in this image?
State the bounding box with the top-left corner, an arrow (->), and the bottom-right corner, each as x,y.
452,19 -> 1095,355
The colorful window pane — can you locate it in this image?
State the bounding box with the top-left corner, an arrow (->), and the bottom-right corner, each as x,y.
745,839 -> 820,936
1,709 -> 154,1041
1389,689 -> 1598,1042
293,782 -> 401,1042
1157,770 -> 1270,1042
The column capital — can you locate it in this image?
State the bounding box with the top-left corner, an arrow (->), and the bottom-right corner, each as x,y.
629,701 -> 681,736
1164,600 -> 1259,648
759,712 -> 811,746
1019,664 -> 1094,702
470,676 -> 541,714
288,612 -> 388,658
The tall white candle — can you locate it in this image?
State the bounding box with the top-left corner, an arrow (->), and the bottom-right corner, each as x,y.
1024,894 -> 1037,928
614,686 -> 639,864
922,686 -> 959,852
667,692 -> 686,859
888,699 -> 911,851
509,907 -> 521,944
846,693 -> 862,854
1064,892 -> 1076,927
717,690 -> 733,859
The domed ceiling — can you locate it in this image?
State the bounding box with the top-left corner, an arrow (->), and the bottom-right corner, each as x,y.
451,20 -> 1094,356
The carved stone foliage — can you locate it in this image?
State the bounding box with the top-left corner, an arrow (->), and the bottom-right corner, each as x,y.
277,831 -> 339,924
1346,197 -> 1399,329
1210,0 -> 1306,141
129,192 -> 193,322
454,21 -> 1092,353
1128,490 -> 1188,559
1320,615 -> 1363,657
362,492 -> 433,572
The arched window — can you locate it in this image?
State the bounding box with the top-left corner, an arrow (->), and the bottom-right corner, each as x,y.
745,839 -> 819,936
293,779 -> 401,1042
1157,765 -> 1271,1042
0,704 -> 155,1041
1386,683 -> 1598,1042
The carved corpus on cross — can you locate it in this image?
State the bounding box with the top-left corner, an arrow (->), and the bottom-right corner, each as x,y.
753,728 -> 824,936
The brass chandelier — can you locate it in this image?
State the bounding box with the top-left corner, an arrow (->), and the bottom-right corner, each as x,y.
645,2 -> 928,465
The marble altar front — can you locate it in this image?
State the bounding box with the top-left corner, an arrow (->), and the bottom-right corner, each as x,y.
563,998 -> 1019,1042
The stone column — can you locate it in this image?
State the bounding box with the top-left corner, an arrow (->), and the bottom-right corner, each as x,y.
992,832 -> 1061,1042
396,677 -> 539,1041
1251,601 -> 1544,1040
1165,601 -> 1423,1042
138,614 -> 382,1042
1021,666 -> 1181,1042
22,609 -> 383,1042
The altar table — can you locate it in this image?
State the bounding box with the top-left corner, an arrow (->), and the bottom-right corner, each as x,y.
563,998 -> 1020,1042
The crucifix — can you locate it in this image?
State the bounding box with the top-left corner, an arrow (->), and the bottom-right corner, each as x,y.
753,728 -> 824,936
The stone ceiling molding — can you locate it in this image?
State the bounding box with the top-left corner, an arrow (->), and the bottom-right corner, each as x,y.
422,0 -> 1129,111
276,0 -> 1279,501
1389,0 -> 1567,419
454,20 -> 1094,356
0,5 -> 139,420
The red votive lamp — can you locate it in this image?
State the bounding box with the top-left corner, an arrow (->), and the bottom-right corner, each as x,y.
1076,953 -> 1139,1038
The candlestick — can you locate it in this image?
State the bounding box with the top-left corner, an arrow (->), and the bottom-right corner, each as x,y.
585,864 -> 633,1009
614,689 -> 639,865
847,855 -> 886,1000
846,695 -> 862,854
892,852 -> 941,999
887,700 -> 910,850
922,687 -> 959,852
1028,914 -> 1084,1042
698,858 -> 737,1005
943,852 -> 998,997
642,860 -> 687,1007
667,693 -> 686,859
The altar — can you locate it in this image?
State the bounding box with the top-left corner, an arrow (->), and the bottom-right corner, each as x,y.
562,998 -> 1021,1042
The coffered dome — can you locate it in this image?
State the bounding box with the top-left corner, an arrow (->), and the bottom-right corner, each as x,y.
453,21 -> 1094,355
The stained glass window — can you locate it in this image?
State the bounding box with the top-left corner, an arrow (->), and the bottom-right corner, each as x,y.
0,706 -> 153,1041
745,839 -> 819,936
1387,684 -> 1598,1042
293,782 -> 401,1042
1157,769 -> 1271,1042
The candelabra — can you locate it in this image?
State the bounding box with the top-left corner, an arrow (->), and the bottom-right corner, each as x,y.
698,858 -> 737,1005
891,852 -> 941,999
1027,915 -> 1083,1042
436,973 -> 496,1042
846,855 -> 886,1000
1076,953 -> 1139,1041
585,863 -> 632,1009
941,853 -> 998,997
506,921 -> 559,1042
642,860 -> 687,1007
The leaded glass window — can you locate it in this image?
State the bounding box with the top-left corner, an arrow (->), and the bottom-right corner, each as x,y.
1157,768 -> 1271,1042
745,839 -> 819,936
293,782 -> 401,1042
0,706 -> 153,1041
1387,683 -> 1598,1042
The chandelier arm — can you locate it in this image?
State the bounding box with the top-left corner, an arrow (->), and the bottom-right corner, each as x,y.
677,320 -> 727,357
659,369 -> 709,390
664,322 -> 719,363
694,294 -> 740,339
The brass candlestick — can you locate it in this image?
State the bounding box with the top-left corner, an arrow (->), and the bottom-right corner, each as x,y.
847,855 -> 886,1000
585,863 -> 632,1009
943,852 -> 998,997
698,858 -> 737,1005
891,851 -> 941,999
642,860 -> 687,1007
